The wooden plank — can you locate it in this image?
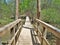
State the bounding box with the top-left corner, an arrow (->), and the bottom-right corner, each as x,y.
16,28 -> 33,45
16,16 -> 33,45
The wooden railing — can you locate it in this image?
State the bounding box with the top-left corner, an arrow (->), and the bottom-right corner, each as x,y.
34,19 -> 60,45
0,19 -> 23,45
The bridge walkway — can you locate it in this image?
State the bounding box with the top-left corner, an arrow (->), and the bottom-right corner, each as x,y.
16,16 -> 40,45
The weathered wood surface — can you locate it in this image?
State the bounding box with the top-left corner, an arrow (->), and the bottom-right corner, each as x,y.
0,19 -> 22,45
34,18 -> 60,45
36,19 -> 60,38
16,0 -> 19,19
0,19 -> 21,37
16,16 -> 33,45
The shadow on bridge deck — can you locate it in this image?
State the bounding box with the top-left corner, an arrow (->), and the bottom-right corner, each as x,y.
30,29 -> 40,45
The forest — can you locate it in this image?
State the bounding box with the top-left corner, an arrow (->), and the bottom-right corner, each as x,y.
0,0 -> 60,45
0,0 -> 60,29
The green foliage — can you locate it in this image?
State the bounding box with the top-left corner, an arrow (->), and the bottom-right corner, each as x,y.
19,0 -> 37,15
0,0 -> 15,27
41,0 -> 60,28
41,8 -> 60,23
0,0 -> 60,29
0,18 -> 13,26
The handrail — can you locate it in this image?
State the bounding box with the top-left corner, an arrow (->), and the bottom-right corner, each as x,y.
0,19 -> 23,45
36,19 -> 60,38
0,19 -> 21,37
34,18 -> 60,45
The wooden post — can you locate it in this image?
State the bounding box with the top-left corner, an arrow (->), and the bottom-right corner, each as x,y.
16,0 -> 19,19
41,27 -> 45,45
43,28 -> 47,38
56,38 -> 60,45
13,27 -> 15,45
0,37 -> 2,45
37,0 -> 41,35
37,0 -> 41,19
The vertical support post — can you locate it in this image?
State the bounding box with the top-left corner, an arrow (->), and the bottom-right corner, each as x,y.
13,27 -> 15,45
37,0 -> 41,19
0,37 -> 2,45
41,27 -> 45,45
56,38 -> 60,45
37,0 -> 41,35
43,28 -> 47,38
10,28 -> 14,38
16,0 -> 19,19
10,27 -> 15,45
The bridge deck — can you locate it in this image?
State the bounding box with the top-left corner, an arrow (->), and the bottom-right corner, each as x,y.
16,28 -> 33,45
16,16 -> 40,45
16,16 -> 33,45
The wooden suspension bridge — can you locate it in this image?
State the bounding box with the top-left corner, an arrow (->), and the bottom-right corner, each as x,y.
0,16 -> 60,45
0,0 -> 60,45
